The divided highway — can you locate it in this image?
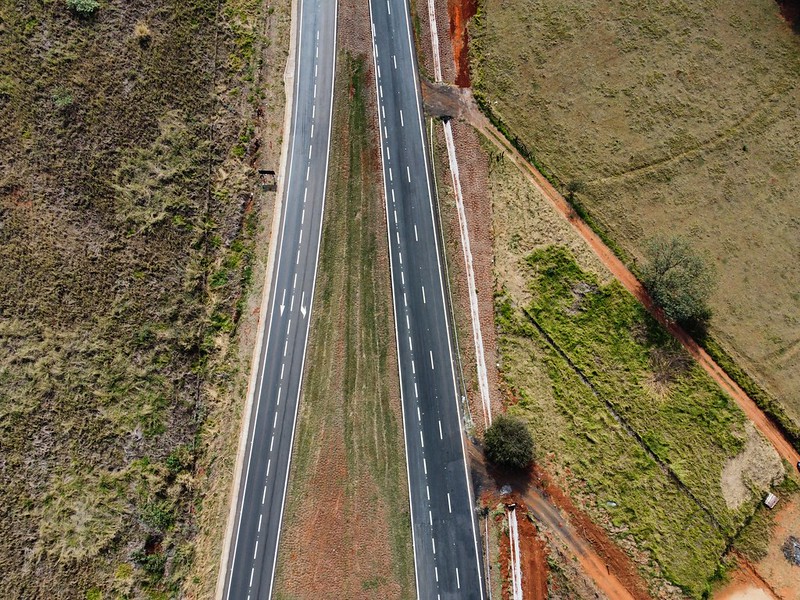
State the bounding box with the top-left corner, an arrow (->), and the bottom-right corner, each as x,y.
219,0 -> 337,597
367,0 -> 486,597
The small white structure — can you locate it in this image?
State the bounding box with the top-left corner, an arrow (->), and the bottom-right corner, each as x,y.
764,492 -> 779,509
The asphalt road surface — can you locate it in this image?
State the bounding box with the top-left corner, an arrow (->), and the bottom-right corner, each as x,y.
220,0 -> 337,597
367,0 -> 486,597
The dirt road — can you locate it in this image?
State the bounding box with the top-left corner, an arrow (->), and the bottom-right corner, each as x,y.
470,443 -> 651,600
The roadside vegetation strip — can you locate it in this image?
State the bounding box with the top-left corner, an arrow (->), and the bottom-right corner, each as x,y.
273,53 -> 414,599
0,0 -> 270,597
469,0 -> 800,440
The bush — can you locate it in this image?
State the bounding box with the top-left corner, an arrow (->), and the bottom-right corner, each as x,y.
133,22 -> 152,45
484,415 -> 534,469
641,236 -> 715,325
66,0 -> 100,16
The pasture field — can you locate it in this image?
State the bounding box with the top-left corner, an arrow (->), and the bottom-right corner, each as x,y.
471,0 -> 800,432
0,0 -> 288,596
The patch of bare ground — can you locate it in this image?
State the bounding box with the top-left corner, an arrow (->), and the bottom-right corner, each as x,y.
721,424 -> 784,510
471,443 -> 650,600
743,493 -> 800,600
715,558 -> 779,600
271,0 -> 414,595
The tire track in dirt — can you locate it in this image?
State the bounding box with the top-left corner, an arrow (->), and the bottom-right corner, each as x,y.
470,442 -> 651,600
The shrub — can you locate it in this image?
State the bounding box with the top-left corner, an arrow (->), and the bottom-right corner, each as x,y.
484,415 -> 534,469
641,236 -> 715,326
66,0 -> 100,16
52,87 -> 74,109
133,22 -> 152,45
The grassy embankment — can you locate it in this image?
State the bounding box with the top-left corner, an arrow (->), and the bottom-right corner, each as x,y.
470,0 -> 800,443
273,54 -> 415,599
487,152 -> 787,598
0,0 -> 280,597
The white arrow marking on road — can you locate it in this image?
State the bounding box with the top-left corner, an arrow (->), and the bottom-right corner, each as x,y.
400,109 -> 404,126
300,292 -> 307,318
447,492 -> 452,513
280,289 -> 286,315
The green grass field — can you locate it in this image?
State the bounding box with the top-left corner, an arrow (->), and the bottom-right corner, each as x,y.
471,0 -> 800,437
495,244 -> 787,596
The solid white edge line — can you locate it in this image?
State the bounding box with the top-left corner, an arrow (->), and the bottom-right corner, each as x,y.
265,1 -> 339,598
367,0 -> 422,596
399,0 -> 486,595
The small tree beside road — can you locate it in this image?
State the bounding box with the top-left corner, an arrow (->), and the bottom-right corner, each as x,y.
641,236 -> 715,326
484,415 -> 534,469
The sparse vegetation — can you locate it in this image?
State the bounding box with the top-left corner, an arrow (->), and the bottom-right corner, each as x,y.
484,414 -> 534,469
0,0 -> 277,596
274,53 -> 414,598
641,236 -> 715,325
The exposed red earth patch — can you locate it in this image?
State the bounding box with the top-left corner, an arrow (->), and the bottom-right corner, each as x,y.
448,0 -> 477,86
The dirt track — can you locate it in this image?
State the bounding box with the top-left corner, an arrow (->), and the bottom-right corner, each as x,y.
470,443 -> 650,600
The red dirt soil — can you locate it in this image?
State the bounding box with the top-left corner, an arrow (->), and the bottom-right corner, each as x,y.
471,443 -> 651,600
494,505 -> 549,600
447,0 -> 477,86
516,504 -> 550,600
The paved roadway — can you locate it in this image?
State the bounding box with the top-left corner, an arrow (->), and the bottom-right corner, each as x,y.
367,0 -> 486,597
220,0 -> 337,597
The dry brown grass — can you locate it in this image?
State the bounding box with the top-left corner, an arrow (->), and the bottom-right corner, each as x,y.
471,0 -> 800,428
0,0 -> 284,596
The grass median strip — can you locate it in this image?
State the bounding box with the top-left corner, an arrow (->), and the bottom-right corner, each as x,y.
274,53 -> 414,599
